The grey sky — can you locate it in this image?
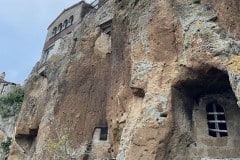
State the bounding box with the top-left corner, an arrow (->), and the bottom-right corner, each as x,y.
0,0 -> 93,85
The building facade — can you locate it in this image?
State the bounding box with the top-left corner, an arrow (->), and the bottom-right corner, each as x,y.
0,72 -> 18,96
40,1 -> 93,64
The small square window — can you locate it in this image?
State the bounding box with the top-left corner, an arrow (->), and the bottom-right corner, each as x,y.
99,127 -> 108,141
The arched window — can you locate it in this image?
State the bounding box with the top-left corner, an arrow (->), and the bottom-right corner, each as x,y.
64,19 -> 68,28
58,23 -> 63,32
69,16 -> 74,25
206,102 -> 228,137
52,27 -> 57,36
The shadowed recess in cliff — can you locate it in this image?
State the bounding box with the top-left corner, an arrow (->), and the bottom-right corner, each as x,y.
14,127 -> 39,156
173,67 -> 232,102
169,67 -> 240,159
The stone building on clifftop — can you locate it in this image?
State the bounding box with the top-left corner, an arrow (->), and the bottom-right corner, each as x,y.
0,72 -> 18,96
40,1 -> 92,65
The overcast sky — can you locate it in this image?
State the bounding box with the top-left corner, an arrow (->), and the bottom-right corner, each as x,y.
0,0 -> 94,85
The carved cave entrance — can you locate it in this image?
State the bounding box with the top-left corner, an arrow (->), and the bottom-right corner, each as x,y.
172,68 -> 240,159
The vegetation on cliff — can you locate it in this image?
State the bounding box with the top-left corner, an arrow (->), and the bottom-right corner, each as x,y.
0,88 -> 24,118
0,137 -> 12,159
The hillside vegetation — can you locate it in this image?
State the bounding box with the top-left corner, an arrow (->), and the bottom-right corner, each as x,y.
0,88 -> 24,118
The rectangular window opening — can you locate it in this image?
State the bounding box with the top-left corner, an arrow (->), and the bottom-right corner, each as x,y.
99,127 -> 108,141
99,20 -> 112,36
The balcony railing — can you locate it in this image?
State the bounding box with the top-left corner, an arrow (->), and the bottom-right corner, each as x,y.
91,0 -> 108,9
43,24 -> 75,51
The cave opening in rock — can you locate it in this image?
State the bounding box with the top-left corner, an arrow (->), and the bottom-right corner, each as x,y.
173,67 -> 233,103
171,67 -> 240,158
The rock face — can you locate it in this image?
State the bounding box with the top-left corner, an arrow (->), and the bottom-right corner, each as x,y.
0,116 -> 16,159
8,0 -> 240,159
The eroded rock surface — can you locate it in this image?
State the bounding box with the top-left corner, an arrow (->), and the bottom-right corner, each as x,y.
8,0 -> 240,159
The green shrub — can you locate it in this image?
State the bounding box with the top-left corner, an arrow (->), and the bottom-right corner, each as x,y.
0,137 -> 12,154
0,88 -> 24,117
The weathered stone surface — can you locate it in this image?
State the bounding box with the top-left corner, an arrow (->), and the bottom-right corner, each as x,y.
8,0 -> 240,159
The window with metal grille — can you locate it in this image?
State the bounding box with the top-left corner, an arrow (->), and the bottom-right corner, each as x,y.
206,102 -> 228,137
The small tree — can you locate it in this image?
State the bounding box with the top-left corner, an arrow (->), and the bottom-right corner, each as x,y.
0,137 -> 12,160
0,87 -> 24,117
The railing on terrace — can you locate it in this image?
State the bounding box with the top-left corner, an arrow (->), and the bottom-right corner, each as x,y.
90,0 -> 108,9
43,24 -> 75,51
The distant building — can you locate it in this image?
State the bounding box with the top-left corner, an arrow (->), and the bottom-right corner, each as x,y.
40,1 -> 92,64
0,72 -> 18,96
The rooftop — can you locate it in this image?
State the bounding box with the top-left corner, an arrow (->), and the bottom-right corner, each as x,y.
0,79 -> 16,85
47,1 -> 87,29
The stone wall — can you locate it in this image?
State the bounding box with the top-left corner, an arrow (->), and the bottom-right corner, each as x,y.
0,72 -> 18,96
41,2 -> 92,64
0,83 -> 17,96
46,2 -> 92,41
91,127 -> 111,159
171,67 -> 240,159
192,94 -> 240,158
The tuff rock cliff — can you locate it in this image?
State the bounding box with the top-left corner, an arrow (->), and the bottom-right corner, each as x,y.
8,0 -> 240,159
